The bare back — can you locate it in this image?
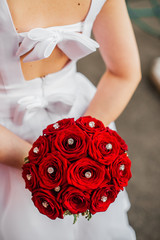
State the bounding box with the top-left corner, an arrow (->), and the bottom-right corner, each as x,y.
7,0 -> 91,80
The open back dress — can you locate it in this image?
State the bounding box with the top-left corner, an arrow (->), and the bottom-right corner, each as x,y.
0,0 -> 136,239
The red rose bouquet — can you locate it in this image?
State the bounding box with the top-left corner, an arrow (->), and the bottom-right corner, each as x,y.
22,116 -> 132,223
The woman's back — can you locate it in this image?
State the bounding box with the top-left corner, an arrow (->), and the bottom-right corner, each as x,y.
4,0 -> 94,80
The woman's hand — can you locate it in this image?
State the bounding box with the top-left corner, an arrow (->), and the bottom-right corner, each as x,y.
84,0 -> 141,126
0,125 -> 32,169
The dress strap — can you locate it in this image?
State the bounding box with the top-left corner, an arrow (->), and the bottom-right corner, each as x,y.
83,0 -> 107,35
0,0 -> 25,87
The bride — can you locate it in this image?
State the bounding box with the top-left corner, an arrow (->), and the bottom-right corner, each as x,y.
0,0 -> 141,239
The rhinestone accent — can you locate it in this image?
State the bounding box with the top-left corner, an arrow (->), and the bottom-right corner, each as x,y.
26,174 -> 32,181
53,123 -> 60,129
119,164 -> 125,171
85,171 -> 92,178
33,147 -> 39,154
106,143 -> 112,150
47,167 -> 54,174
67,138 -> 74,145
89,121 -> 95,128
54,186 -> 61,192
101,196 -> 108,202
42,201 -> 49,208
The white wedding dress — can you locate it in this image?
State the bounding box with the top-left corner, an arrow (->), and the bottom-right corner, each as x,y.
0,0 -> 136,239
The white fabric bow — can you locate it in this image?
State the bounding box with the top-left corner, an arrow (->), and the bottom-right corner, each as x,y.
16,28 -> 99,62
13,93 -> 75,125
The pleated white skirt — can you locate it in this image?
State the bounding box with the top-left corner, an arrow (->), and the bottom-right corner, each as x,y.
0,61 -> 136,240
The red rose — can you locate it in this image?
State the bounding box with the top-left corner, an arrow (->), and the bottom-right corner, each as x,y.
90,185 -> 118,214
59,186 -> 90,214
111,153 -> 132,190
76,116 -> 105,135
22,163 -> 39,191
38,153 -> 68,189
106,127 -> 128,153
28,136 -> 49,164
52,125 -> 89,161
89,131 -> 120,165
32,188 -> 63,219
67,157 -> 106,191
43,118 -> 75,136
101,167 -> 111,186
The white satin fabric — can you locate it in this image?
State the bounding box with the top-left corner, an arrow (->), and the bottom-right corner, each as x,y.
17,27 -> 99,62
0,62 -> 136,240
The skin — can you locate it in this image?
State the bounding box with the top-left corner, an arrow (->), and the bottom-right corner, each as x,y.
0,0 -> 141,169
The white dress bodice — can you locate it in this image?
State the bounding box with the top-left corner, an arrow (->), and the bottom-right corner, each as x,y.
0,0 -> 106,87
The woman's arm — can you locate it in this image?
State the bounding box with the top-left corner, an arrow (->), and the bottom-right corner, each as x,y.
0,125 -> 32,169
84,0 -> 141,125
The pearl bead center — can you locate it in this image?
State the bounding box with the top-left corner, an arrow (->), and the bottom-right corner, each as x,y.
26,174 -> 32,181
85,171 -> 92,178
53,123 -> 60,129
68,138 -> 74,145
54,186 -> 61,192
106,143 -> 112,150
101,196 -> 108,202
119,164 -> 125,171
47,167 -> 54,174
89,121 -> 95,128
42,201 -> 49,208
33,147 -> 39,154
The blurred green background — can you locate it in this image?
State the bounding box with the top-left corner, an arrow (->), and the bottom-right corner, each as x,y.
127,0 -> 160,38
